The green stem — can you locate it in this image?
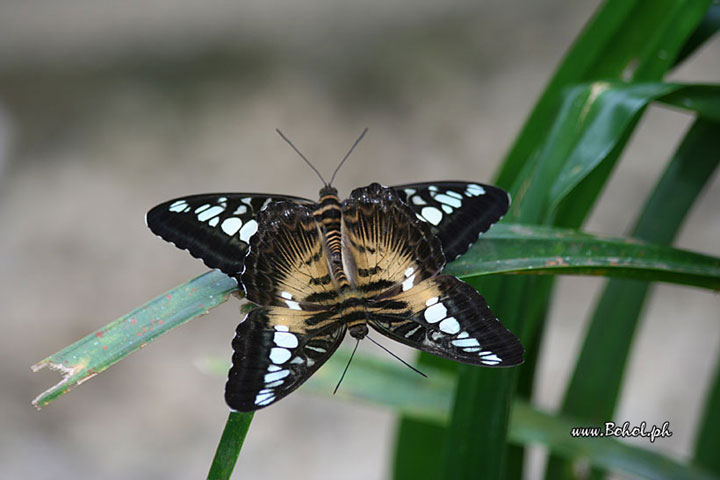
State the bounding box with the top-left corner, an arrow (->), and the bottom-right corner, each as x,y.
207,412 -> 254,480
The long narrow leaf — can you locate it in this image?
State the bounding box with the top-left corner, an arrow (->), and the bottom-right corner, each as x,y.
546,118 -> 720,478
439,1 -> 714,474
31,270 -> 238,409
293,351 -> 720,480
448,223 -> 720,289
495,0 -> 712,189
694,361 -> 720,473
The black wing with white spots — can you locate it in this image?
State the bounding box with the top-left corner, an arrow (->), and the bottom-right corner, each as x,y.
225,306 -> 346,411
146,193 -> 313,277
393,182 -> 510,261
367,275 -> 523,367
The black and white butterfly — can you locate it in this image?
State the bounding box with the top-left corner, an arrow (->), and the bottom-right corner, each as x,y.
146,135 -> 523,411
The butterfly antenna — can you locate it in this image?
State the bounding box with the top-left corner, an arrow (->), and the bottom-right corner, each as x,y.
366,335 -> 427,377
276,129 -> 328,186
334,338 -> 361,395
329,127 -> 368,186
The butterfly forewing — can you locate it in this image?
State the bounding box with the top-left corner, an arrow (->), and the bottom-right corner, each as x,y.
146,193 -> 313,276
341,183 -> 445,296
225,306 -> 346,410
394,182 -> 510,261
241,201 -> 339,308
368,275 -> 523,366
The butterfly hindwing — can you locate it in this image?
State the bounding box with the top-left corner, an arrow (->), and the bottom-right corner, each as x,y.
394,182 -> 510,261
225,306 -> 346,411
146,193 -> 313,276
341,183 -> 445,297
367,275 -> 524,367
241,201 -> 338,308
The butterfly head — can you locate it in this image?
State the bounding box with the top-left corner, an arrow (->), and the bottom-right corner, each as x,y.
319,185 -> 339,198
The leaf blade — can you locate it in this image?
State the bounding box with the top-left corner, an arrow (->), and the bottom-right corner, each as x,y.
31,270 -> 239,409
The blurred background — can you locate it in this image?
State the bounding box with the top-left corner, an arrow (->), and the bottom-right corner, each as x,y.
1,1 -> 718,479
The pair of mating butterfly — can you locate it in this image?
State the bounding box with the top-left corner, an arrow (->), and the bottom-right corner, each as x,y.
146,130 -> 523,411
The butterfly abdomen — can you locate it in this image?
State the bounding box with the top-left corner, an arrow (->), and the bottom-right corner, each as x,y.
314,188 -> 352,291
337,294 -> 369,339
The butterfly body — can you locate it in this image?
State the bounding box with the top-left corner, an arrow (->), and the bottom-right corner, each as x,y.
147,180 -> 523,411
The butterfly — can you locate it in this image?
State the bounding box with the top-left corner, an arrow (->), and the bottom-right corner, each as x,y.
146,133 -> 523,411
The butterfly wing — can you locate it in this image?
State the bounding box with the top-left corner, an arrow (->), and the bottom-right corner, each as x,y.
146,193 -> 314,276
225,306 -> 346,411
393,182 -> 510,261
241,200 -> 339,308
228,200 -> 346,410
367,275 -> 523,366
341,183 -> 446,297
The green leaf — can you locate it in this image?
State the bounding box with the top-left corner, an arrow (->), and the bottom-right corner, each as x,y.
694,361 -> 720,473
31,270 -> 238,409
439,0 -> 714,474
673,3 -> 720,67
295,351 -> 720,480
495,0 -> 713,189
546,117 -> 720,479
208,412 -> 254,480
446,223 -> 720,290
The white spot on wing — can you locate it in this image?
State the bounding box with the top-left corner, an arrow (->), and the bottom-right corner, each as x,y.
439,317 -> 460,334
412,196 -> 427,205
466,184 -> 486,196
169,200 -> 188,212
281,291 -> 293,299
306,345 -> 327,353
424,303 -> 447,323
446,190 -> 463,199
194,204 -> 211,213
233,205 -> 248,215
404,267 -> 414,277
435,193 -> 462,208
405,325 -> 422,338
425,296 -> 439,307
260,198 -> 273,211
269,347 -> 291,364
481,353 -> 502,363
239,219 -> 258,243
255,392 -> 275,405
274,325 -> 289,332
401,275 -> 415,292
404,188 -> 416,196
285,300 -> 301,310
197,205 -> 225,222
208,217 -> 219,227
452,337 -> 480,347
274,331 -> 299,348
221,217 -> 243,235
421,206 -> 443,226
441,205 -> 453,214
264,370 -> 290,383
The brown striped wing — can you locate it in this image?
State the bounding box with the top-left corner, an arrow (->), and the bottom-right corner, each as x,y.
367,275 -> 524,367
226,306 -> 346,411
241,201 -> 338,308
341,183 -> 445,297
